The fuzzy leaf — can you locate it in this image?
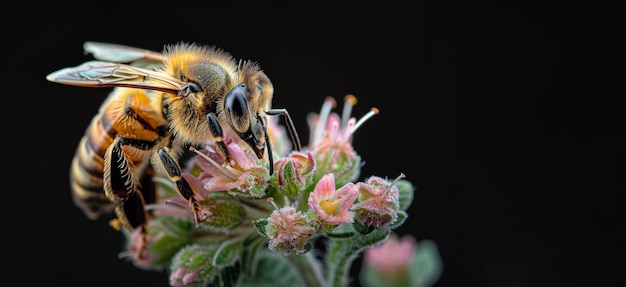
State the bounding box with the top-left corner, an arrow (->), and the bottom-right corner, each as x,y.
411,239 -> 444,287
240,233 -> 267,277
213,238 -> 244,267
237,251 -> 303,287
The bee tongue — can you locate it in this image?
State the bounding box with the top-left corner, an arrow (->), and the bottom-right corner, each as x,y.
245,137 -> 264,159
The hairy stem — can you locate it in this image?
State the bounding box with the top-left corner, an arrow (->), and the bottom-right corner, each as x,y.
326,228 -> 390,287
286,251 -> 326,287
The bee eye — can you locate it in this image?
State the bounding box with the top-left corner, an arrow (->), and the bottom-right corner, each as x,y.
187,82 -> 202,93
225,84 -> 251,134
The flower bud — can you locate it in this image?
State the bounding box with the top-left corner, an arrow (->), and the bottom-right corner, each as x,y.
195,191 -> 246,232
121,216 -> 194,271
273,151 -> 316,197
169,244 -> 220,287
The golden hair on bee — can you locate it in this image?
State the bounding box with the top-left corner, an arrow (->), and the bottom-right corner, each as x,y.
46,42 -> 302,246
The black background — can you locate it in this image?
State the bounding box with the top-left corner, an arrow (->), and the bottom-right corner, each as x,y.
2,2 -> 623,287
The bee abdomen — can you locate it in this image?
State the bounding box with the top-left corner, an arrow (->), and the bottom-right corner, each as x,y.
70,137 -> 113,219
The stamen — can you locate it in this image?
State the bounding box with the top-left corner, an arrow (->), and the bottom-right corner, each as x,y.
267,197 -> 286,222
313,97 -> 337,145
341,94 -> 358,129
350,107 -> 379,135
164,199 -> 191,210
145,202 -> 182,213
189,146 -> 239,180
383,173 -> 406,197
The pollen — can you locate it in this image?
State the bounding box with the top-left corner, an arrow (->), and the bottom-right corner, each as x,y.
320,199 -> 340,215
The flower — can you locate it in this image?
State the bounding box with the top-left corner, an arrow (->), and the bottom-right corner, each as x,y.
265,203 -> 316,256
308,173 -> 359,227
364,233 -> 416,274
306,95 -> 378,186
92,94 -> 436,287
361,234 -> 444,287
352,174 -> 404,229
190,142 -> 270,198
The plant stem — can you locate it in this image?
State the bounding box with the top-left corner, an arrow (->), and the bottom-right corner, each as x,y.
286,251 -> 326,287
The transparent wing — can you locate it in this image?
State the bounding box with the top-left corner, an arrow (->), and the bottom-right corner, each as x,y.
84,42 -> 166,69
46,60 -> 183,95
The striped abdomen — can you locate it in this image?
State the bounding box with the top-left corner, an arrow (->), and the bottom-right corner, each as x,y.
70,88 -> 167,220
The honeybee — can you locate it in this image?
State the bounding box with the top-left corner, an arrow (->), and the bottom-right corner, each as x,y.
47,42 -> 302,238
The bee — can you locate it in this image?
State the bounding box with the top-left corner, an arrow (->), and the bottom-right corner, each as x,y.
46,42 -> 302,238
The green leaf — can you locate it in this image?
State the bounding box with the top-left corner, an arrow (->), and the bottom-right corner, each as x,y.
410,239 -> 444,287
213,237 -> 244,267
208,263 -> 241,287
240,233 -> 267,277
237,251 -> 303,287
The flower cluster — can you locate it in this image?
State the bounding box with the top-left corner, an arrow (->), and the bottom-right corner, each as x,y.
116,95 -> 437,287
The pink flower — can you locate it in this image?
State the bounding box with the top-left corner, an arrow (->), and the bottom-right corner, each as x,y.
265,206 -> 315,255
364,234 -> 416,274
352,174 -> 403,228
120,227 -> 158,271
190,141 -> 270,198
306,95 -> 378,185
308,173 -> 359,226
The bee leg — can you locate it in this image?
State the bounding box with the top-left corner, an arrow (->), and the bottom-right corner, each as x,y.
104,139 -> 158,259
114,189 -> 150,259
156,148 -> 204,224
206,113 -> 232,165
266,108 -> 302,151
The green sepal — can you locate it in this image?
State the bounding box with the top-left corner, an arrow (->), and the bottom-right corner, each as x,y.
145,216 -> 194,266
352,219 -> 374,235
388,210 -> 408,230
197,192 -> 246,232
252,218 -> 269,237
396,179 -> 415,211
281,161 -> 301,197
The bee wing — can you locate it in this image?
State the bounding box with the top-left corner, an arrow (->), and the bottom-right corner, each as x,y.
46,61 -> 184,95
84,42 -> 166,69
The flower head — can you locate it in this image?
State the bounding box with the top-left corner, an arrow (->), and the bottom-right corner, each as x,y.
265,203 -> 315,256
190,142 -> 270,198
308,173 -> 359,227
352,174 -> 404,229
306,95 -> 378,185
364,234 -> 416,274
